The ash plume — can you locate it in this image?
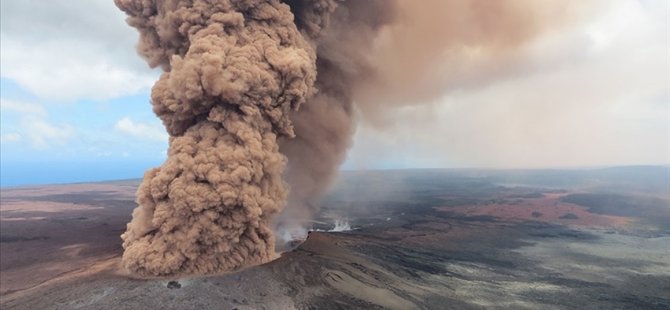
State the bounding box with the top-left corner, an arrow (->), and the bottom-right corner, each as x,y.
116,0 -> 591,276
116,0 -> 316,276
275,0 -> 589,232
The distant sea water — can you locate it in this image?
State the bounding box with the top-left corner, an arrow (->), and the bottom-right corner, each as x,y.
0,160 -> 162,187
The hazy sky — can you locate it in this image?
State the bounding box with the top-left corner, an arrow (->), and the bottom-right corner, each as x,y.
0,0 -> 668,186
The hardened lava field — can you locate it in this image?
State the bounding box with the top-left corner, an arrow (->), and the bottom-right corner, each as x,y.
1,167 -> 669,309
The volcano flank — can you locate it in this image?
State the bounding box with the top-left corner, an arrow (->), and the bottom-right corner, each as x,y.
1,168 -> 669,309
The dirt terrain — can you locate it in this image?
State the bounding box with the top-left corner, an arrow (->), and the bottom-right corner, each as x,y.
1,167 -> 669,309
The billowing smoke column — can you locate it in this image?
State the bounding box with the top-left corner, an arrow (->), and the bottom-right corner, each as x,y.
275,0 -> 586,237
115,0 -> 317,276
116,0 -> 589,276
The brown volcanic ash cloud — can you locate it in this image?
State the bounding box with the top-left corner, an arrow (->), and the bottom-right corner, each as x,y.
116,0 -> 589,276
115,0 -> 316,276
276,0 -> 589,231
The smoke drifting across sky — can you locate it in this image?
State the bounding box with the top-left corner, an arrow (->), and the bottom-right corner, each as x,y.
114,0 -> 666,276
345,0 -> 669,169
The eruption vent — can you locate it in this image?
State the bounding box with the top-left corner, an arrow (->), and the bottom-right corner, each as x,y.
116,0 -> 592,276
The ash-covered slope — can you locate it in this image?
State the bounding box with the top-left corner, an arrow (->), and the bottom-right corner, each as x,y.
2,169 -> 669,309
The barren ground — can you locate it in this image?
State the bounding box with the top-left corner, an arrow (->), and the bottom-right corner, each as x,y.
1,168 -> 669,309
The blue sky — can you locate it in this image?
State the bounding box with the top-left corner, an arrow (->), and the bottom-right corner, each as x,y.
1,0 -> 668,186
0,77 -> 167,186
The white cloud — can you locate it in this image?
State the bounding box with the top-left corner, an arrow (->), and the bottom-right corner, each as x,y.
23,119 -> 75,149
115,117 -> 168,142
0,0 -> 158,102
1,133 -> 22,143
0,39 -> 156,101
0,98 -> 76,149
0,99 -> 47,116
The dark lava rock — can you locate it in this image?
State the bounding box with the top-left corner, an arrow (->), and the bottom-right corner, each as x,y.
167,281 -> 181,289
559,213 -> 579,220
